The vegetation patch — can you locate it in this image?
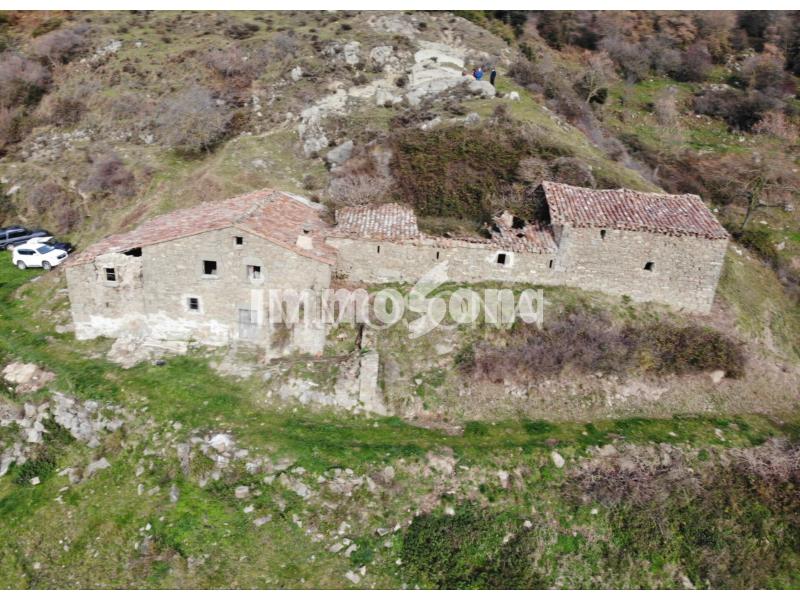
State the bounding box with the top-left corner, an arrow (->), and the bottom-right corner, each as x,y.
461,312 -> 746,381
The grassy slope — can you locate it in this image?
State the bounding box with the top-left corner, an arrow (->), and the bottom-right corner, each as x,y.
1,260 -> 800,588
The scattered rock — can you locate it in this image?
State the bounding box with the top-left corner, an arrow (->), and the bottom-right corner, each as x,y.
85,457 -> 111,478
253,515 -> 272,527
508,91 -> 520,101
343,41 -> 362,66
464,112 -> 481,125
551,451 -> 565,468
344,570 -> 361,584
2,362 -> 55,394
290,65 -> 303,81
234,485 -> 250,499
497,470 -> 510,489
169,484 -> 180,503
209,433 -> 235,454
709,370 -> 726,384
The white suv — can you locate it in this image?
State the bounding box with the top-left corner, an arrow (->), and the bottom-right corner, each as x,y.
12,242 -> 69,270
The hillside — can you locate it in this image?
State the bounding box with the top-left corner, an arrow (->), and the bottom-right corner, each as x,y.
1,10 -> 800,589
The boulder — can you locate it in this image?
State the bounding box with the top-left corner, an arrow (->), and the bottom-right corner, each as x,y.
2,362 -> 55,394
85,457 -> 111,478
325,140 -> 354,167
343,41 -> 361,66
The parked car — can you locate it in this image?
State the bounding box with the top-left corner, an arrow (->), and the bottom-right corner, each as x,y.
28,235 -> 75,254
0,226 -> 51,250
11,241 -> 69,270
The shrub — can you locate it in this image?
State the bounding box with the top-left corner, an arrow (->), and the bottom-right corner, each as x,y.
676,42 -> 712,82
0,52 -> 51,108
462,313 -> 745,381
600,36 -> 649,82
28,180 -> 68,213
156,86 -> 231,154
49,96 -> 86,126
752,110 -> 799,143
328,173 -> 392,207
463,421 -> 489,437
81,152 -> 135,198
224,22 -> 259,40
692,88 -> 778,131
30,27 -> 87,64
0,105 -> 30,151
390,126 -> 526,224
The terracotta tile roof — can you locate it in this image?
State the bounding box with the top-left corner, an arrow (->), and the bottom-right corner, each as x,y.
541,181 -> 729,240
332,203 -> 556,254
332,203 -> 420,240
69,189 -> 336,266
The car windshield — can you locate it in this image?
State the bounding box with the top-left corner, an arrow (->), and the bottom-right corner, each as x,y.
36,245 -> 54,254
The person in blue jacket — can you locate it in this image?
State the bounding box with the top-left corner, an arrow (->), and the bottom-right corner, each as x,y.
474,66 -> 484,80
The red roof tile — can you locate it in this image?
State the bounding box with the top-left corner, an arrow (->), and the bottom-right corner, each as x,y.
70,189 -> 336,266
332,203 -> 420,240
332,203 -> 556,253
541,181 -> 729,240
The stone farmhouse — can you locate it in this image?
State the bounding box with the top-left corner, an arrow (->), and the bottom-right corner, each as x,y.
66,181 -> 729,354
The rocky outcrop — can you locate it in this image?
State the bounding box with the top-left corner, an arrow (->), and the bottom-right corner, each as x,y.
2,362 -> 56,394
0,393 -> 127,478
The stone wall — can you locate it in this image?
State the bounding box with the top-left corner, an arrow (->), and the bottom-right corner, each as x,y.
557,225 -> 728,313
328,237 -> 559,285
328,229 -> 727,313
67,226 -> 332,354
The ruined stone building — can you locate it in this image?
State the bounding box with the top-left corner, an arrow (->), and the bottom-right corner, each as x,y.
66,181 -> 729,353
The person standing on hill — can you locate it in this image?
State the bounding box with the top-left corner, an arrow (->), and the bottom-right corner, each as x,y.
490,66 -> 497,86
474,66 -> 484,80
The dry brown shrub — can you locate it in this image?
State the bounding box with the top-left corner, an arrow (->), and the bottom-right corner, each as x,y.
752,110 -> 799,143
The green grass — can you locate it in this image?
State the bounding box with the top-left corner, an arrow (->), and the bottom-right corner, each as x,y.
1,250 -> 800,588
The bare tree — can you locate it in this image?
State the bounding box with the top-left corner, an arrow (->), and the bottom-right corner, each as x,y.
735,156 -> 796,230
156,86 -> 231,154
576,52 -> 615,103
0,52 -> 51,108
328,173 -> 392,207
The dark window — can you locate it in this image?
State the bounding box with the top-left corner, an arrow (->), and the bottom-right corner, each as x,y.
435,251 -> 440,260
8,229 -> 25,239
548,259 -> 554,269
203,260 -> 217,276
19,249 -> 35,256
600,229 -> 607,240
188,297 -> 199,311
105,267 -> 117,282
124,247 -> 142,257
247,264 -> 262,280
376,245 -> 381,254
234,236 -> 243,246
644,261 -> 654,271
497,253 -> 507,265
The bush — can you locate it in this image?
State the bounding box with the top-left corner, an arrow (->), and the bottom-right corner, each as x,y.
693,88 -> 778,131
401,503 -> 542,589
156,86 -> 231,153
49,96 -> 86,126
462,313 -> 745,381
0,52 -> 51,108
676,42 -> 712,82
600,36 -> 649,82
30,27 -> 87,64
390,126 -> 526,224
81,152 -> 135,198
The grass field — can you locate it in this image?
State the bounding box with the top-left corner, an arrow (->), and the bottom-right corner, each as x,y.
1,259 -> 800,588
